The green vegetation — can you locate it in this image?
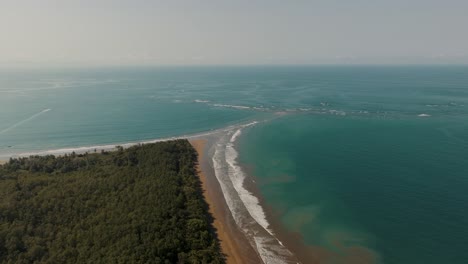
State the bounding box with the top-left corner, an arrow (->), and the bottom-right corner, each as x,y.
0,140 -> 223,264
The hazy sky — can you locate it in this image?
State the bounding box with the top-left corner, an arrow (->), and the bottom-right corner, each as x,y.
1,0 -> 468,66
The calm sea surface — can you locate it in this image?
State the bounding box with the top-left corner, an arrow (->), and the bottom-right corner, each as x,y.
1,66 -> 467,263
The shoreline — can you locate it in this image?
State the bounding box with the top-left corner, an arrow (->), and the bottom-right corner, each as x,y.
190,139 -> 261,264
232,128 -> 380,264
195,124 -> 302,264
238,152 -> 318,264
230,128 -> 311,264
0,137 -> 263,263
0,121 -> 260,160
0,120 -> 307,263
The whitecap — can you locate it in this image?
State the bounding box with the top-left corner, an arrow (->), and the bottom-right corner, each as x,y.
329,109 -> 346,116
194,99 -> 210,103
213,104 -> 251,110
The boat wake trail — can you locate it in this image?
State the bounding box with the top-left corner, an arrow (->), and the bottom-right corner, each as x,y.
0,109 -> 51,135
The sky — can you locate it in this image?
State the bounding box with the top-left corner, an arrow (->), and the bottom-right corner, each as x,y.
1,0 -> 468,66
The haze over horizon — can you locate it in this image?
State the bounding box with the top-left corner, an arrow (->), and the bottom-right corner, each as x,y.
1,0 -> 468,67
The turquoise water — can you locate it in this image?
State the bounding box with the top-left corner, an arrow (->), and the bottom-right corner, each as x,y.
241,115 -> 468,263
1,66 -> 468,263
0,67 -> 259,157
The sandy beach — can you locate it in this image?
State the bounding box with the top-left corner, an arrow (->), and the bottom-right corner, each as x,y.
2,131 -> 305,263
190,139 -> 261,264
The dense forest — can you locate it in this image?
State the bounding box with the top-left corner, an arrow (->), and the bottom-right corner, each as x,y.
0,140 -> 224,264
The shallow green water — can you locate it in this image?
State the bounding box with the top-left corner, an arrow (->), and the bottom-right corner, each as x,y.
240,114 -> 468,263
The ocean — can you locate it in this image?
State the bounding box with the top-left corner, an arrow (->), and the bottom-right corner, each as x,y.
1,66 -> 467,263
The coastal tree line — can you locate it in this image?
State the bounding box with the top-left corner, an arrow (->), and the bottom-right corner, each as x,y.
0,140 -> 224,263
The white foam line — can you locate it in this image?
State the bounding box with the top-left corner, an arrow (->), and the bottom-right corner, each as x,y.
228,127 -> 292,245
0,109 -> 51,135
226,129 -> 271,232
194,100 -> 274,112
212,122 -> 295,264
11,121 -> 259,158
213,104 -> 252,110
194,99 -> 210,103
5,119 -> 295,263
418,113 -> 431,117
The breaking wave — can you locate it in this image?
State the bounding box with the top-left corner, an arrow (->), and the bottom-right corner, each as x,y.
212,122 -> 298,264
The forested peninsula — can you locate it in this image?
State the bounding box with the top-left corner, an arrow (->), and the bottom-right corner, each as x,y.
0,140 -> 224,264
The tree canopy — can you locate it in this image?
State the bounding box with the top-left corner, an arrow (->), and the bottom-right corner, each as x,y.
0,140 -> 223,264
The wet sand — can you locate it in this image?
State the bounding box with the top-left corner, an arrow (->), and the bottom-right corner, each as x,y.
190,139 -> 261,264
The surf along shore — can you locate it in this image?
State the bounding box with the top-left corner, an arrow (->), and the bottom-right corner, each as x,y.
190,122 -> 304,264
0,139 -> 258,263
190,139 -> 260,263
0,121 -> 304,263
